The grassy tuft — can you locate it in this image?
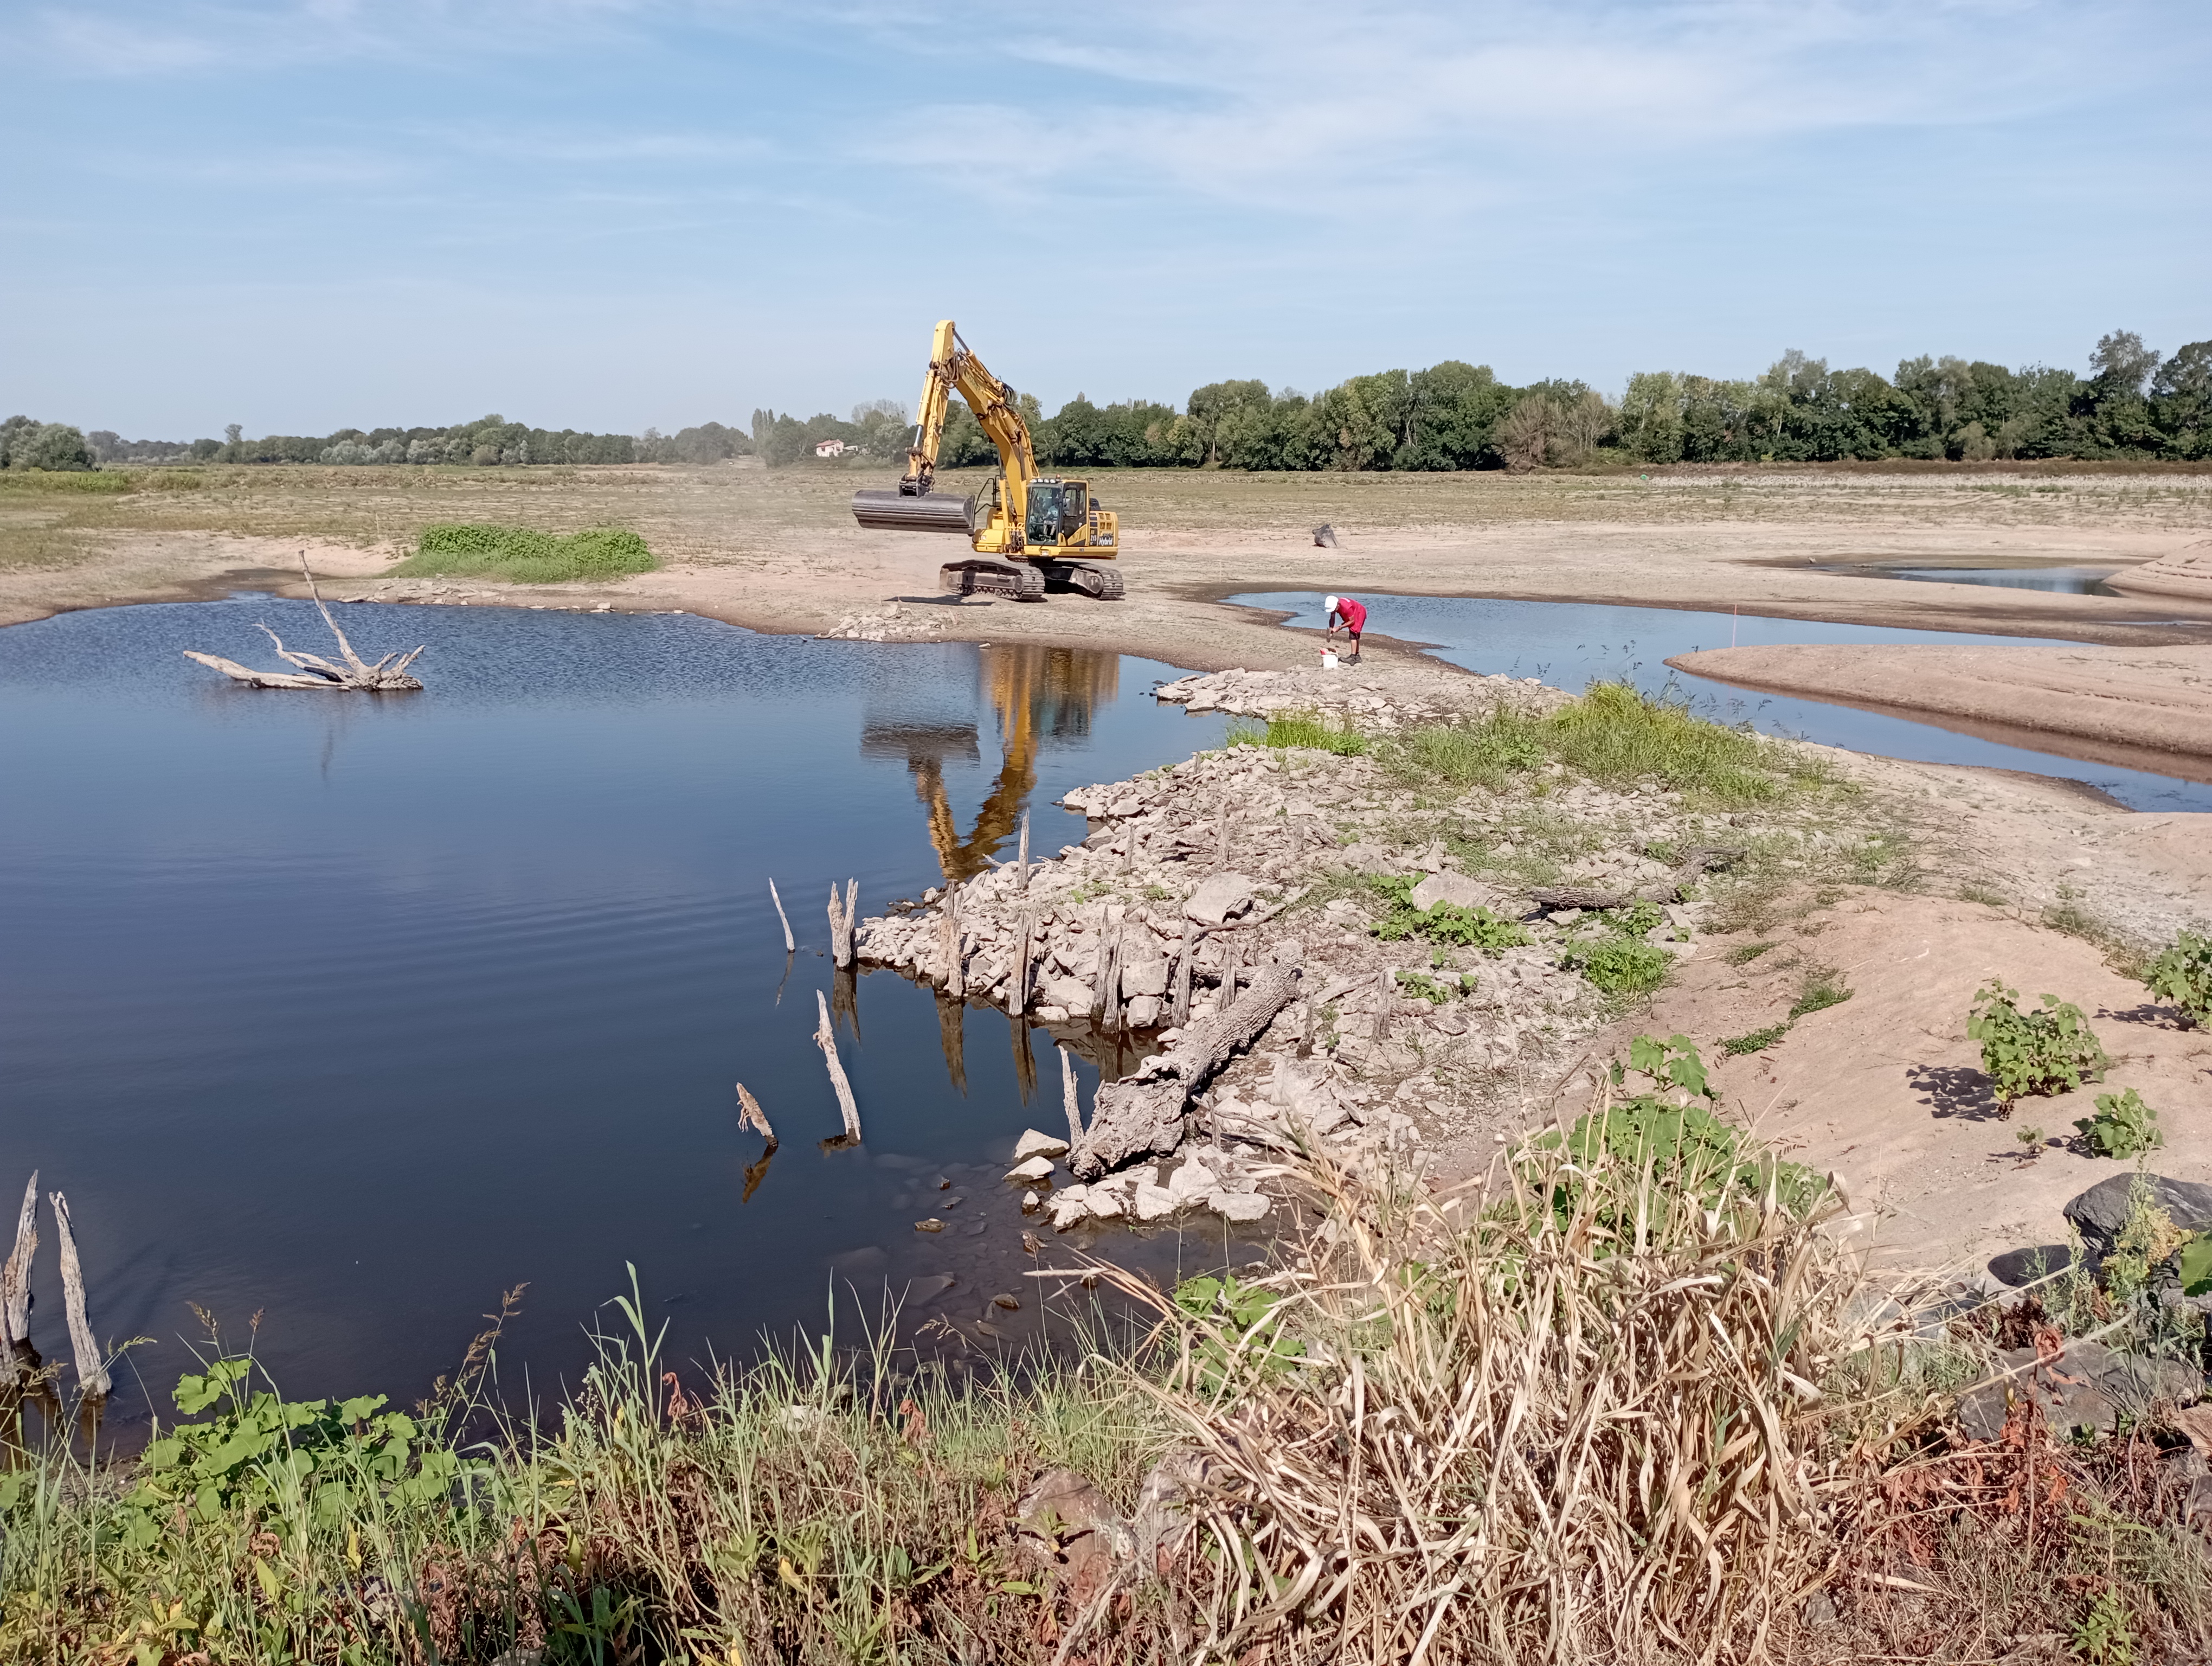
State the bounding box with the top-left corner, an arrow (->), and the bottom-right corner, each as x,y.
1721,1022 -> 1791,1055
0,469 -> 135,494
393,522 -> 656,584
1227,708 -> 1368,755
1383,683 -> 1812,808
1787,964 -> 1853,1020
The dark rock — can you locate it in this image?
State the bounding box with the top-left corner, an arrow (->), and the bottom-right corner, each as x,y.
1987,1245 -> 2078,1287
1956,1339 -> 2202,1441
2063,1174 -> 2212,1264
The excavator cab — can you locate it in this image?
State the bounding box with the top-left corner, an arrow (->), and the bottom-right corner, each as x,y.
1024,478 -> 1088,547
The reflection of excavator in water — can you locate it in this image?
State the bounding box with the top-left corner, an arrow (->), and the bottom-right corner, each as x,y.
859,645 -> 1118,885
851,320 -> 1126,603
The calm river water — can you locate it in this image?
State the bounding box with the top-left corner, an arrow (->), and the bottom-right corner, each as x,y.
0,597 -> 1234,1426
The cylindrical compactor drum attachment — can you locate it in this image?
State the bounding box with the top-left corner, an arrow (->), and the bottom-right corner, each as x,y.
851,490 -> 973,535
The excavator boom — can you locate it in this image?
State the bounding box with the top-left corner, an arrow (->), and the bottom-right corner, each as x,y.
851,319 -> 1123,600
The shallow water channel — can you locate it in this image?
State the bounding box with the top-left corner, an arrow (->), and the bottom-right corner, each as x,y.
1234,593 -> 2212,812
0,598 -> 1240,1430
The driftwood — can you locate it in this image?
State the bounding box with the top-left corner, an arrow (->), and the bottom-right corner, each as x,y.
48,1191 -> 108,1399
1015,810 -> 1031,894
1009,911 -> 1032,1017
768,880 -> 795,953
937,881 -> 963,991
184,555 -> 423,690
827,879 -> 859,967
1172,920 -> 1196,1028
813,991 -> 863,1143
735,1082 -> 777,1149
1527,845 -> 1745,914
1072,941 -> 1304,1179
2,1175 -> 35,1348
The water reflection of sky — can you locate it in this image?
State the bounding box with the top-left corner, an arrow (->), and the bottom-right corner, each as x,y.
0,597 -> 1234,1424
1234,592 -> 2212,813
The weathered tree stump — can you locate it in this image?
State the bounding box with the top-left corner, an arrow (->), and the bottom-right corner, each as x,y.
184,555 -> 424,690
1072,941 -> 1304,1178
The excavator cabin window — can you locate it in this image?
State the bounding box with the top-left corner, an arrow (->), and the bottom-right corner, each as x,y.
1025,481 -> 1087,546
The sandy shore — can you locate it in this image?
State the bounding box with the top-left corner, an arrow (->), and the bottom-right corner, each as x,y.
1672,641 -> 2212,779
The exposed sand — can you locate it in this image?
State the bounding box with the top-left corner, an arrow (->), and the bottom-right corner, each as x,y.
1672,641 -> 2212,779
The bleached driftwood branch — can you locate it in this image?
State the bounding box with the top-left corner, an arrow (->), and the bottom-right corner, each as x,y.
2,1175 -> 36,1350
735,1082 -> 777,1149
768,879 -> 795,953
48,1191 -> 109,1399
827,879 -> 859,967
184,554 -> 424,691
814,990 -> 863,1143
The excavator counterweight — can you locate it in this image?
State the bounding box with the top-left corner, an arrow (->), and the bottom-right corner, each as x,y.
849,321 -> 1123,602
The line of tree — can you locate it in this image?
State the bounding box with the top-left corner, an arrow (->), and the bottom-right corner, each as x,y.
0,414 -> 757,471
752,329 -> 2207,472
8,330 -> 2204,478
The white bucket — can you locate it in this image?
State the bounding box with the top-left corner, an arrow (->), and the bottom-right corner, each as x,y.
1320,649 -> 1339,670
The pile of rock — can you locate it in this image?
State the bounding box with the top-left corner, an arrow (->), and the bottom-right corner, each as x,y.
1153,666 -> 1566,730
817,603 -> 948,643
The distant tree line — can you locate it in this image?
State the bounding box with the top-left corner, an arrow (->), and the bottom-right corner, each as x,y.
0,414 -> 756,471
753,329 -> 2209,472
9,329 -> 2205,478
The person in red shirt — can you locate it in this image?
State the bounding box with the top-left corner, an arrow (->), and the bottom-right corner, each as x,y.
1323,594 -> 1366,662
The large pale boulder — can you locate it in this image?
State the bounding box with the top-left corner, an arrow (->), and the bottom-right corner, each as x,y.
1409,871 -> 1506,913
1184,872 -> 1257,926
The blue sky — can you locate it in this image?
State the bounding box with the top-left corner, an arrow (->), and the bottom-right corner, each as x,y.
5,0 -> 2207,437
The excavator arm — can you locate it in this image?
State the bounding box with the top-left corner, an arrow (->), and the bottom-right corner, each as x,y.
901,320 -> 1036,502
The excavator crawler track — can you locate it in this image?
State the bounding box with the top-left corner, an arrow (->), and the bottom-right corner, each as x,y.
940,559 -> 1047,601
1044,561 -> 1125,600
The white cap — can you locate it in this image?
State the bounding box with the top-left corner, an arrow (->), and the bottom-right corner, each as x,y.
1323,594 -> 1340,611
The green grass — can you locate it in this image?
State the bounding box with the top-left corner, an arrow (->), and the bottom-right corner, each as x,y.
1227,708 -> 1368,755
1382,682 -> 1817,808
391,522 -> 657,584
1788,964 -> 1853,1020
0,469 -> 136,494
1721,1022 -> 1791,1056
1725,941 -> 1778,965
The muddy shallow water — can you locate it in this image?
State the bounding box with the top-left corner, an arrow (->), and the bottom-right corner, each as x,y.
0,598 -> 1244,1428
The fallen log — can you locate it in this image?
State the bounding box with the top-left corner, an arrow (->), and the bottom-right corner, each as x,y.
184,554 -> 424,691
1527,844 -> 1743,913
1071,941 -> 1304,1179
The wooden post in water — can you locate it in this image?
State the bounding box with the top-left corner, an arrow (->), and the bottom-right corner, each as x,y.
813,991 -> 863,1143
937,881 -> 963,995
827,879 -> 858,967
2,1176 -> 36,1353
1015,810 -> 1030,894
1059,1045 -> 1085,1154
1009,911 -> 1032,1017
48,1193 -> 108,1400
768,880 -> 795,953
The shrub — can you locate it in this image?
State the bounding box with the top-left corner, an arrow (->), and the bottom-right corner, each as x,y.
1967,981 -> 2110,1111
1226,708 -> 1366,755
2075,1088 -> 2163,1159
1566,934 -> 1671,995
394,523 -> 656,584
2146,930 -> 2212,1028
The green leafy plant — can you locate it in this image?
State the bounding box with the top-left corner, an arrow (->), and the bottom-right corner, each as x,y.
2015,1126 -> 2045,1162
1967,982 -> 2110,1113
1365,875 -> 1532,954
115,1355 -> 463,1551
2073,1590 -> 2135,1665
1173,1272 -> 1304,1391
2145,930 -> 2212,1028
2074,1088 -> 2163,1159
1564,934 -> 1671,996
1721,1023 -> 1790,1056
1536,1035 -> 1825,1219
1394,969 -> 1477,1005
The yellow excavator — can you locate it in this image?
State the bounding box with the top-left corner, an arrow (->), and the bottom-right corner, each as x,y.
851,319 -> 1124,601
